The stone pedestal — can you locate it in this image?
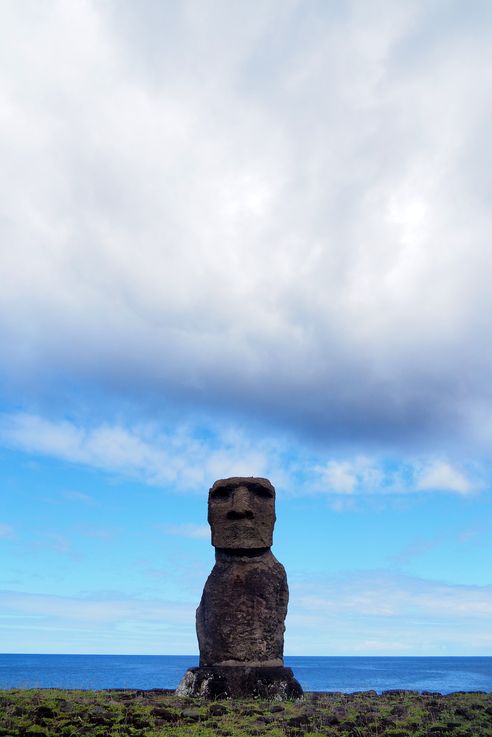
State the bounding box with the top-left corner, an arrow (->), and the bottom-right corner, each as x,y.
176,665 -> 303,700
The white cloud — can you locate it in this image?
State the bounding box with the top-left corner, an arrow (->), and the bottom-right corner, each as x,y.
0,411 -> 483,499
316,461 -> 357,494
415,461 -> 475,495
0,1 -> 491,452
0,411 -> 276,492
313,456 -> 480,497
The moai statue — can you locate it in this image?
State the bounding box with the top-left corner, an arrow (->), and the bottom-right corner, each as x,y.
176,477 -> 303,699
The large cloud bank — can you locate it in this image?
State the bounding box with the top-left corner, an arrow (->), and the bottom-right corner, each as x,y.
1,0 -> 492,453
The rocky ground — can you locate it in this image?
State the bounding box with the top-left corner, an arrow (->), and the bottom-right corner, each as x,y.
0,687 -> 491,736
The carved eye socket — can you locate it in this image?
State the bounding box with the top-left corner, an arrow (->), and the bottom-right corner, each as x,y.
210,486 -> 232,500
211,483 -> 273,500
250,484 -> 273,499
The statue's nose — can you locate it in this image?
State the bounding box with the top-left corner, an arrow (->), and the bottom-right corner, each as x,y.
227,486 -> 254,520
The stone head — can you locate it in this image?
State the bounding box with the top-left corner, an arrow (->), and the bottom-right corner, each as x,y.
208,477 -> 276,549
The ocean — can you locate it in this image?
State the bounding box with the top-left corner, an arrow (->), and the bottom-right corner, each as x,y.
0,655 -> 491,693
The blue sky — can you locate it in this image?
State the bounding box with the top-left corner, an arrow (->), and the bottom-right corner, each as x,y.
1,0 -> 492,656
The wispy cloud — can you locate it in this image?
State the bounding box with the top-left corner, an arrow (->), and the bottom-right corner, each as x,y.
415,461 -> 475,494
0,412 -> 484,499
312,456 -> 481,497
293,571 -> 492,620
0,588 -> 199,654
390,522 -> 490,565
163,524 -> 210,540
316,461 -> 358,494
29,532 -> 81,560
0,412 -> 273,490
286,571 -> 492,654
4,571 -> 491,656
0,590 -> 193,624
390,535 -> 445,565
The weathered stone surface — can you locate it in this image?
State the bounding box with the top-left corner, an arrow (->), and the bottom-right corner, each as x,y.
176,666 -> 303,700
197,548 -> 287,666
176,476 -> 303,699
208,477 -> 275,549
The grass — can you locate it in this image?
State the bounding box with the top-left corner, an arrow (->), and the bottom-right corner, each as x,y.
0,688 -> 491,736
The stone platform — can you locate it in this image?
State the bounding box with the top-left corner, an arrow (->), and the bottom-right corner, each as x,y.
176,665 -> 303,700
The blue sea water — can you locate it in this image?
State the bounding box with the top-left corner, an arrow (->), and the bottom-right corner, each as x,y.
0,655 -> 491,693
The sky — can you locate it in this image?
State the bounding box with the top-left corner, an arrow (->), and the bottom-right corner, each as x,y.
1,0 -> 492,657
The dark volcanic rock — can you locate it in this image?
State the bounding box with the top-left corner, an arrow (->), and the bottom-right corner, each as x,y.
86,706 -> 113,725
152,706 -> 177,722
176,665 -> 303,699
208,703 -> 228,716
181,706 -> 201,721
208,477 -> 276,549
287,712 -> 311,728
176,476 -> 303,699
33,706 -> 56,720
197,548 -> 288,666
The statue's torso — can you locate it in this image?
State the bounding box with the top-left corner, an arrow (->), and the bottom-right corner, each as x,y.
196,549 -> 288,666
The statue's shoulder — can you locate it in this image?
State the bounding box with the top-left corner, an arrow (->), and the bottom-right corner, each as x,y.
266,551 -> 287,577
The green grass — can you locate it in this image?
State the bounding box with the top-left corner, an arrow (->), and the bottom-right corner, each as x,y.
0,688 -> 491,736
